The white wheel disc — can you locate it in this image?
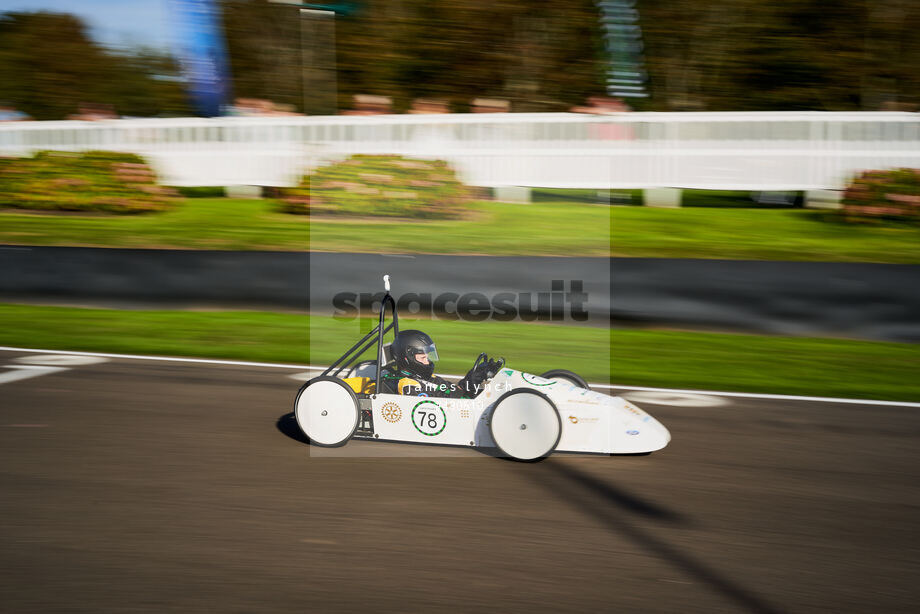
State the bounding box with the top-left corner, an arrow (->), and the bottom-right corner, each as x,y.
295,379 -> 359,446
490,391 -> 561,460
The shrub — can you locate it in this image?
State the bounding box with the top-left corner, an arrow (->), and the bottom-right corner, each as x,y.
0,150 -> 176,214
840,168 -> 920,225
279,154 -> 471,219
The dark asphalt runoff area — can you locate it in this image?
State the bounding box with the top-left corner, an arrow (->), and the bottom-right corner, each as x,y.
0,348 -> 918,613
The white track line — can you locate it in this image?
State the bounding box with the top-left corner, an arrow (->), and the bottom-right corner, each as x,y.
1,345 -> 918,408
603,384 -> 920,408
0,346 -> 318,371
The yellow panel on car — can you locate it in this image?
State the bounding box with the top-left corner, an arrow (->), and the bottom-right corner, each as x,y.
342,376 -> 375,394
398,377 -> 421,394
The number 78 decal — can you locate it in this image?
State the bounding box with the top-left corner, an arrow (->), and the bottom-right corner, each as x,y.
411,400 -> 447,436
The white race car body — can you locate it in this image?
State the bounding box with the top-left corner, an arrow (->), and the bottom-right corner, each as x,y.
353,369 -> 670,455
294,277 -> 670,459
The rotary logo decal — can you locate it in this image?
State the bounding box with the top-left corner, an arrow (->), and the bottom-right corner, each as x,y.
381,402 -> 402,423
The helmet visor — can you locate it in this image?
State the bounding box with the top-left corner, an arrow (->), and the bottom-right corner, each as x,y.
410,342 -> 439,365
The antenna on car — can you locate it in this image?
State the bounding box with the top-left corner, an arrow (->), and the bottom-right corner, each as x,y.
383,274 -> 391,293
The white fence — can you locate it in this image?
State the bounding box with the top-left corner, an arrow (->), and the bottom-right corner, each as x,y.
1,112 -> 919,189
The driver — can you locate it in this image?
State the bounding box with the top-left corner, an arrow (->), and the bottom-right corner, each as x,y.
380,329 -> 502,399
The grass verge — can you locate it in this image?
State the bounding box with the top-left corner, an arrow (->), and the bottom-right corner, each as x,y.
0,304 -> 917,402
2,197 -> 920,262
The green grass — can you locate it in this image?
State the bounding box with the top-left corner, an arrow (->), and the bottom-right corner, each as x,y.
0,198 -> 309,251
308,199 -> 612,256
2,197 -> 919,261
608,207 -> 920,262
1,303 -> 917,402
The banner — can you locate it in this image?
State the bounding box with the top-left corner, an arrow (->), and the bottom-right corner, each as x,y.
167,0 -> 231,116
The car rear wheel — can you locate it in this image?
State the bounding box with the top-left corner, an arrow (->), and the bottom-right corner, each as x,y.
489,389 -> 561,461
293,376 -> 359,447
539,369 -> 589,389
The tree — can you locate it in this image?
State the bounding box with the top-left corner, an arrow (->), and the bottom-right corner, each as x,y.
221,0 -> 303,111
0,11 -> 115,119
101,49 -> 191,118
221,0 -> 606,113
638,0 -> 920,111
0,11 -> 190,119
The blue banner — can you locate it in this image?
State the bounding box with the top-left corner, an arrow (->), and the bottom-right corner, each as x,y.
168,0 -> 231,116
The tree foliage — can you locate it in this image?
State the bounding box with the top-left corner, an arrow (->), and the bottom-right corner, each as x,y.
0,11 -> 189,120
640,0 -> 920,111
222,0 -> 605,113
223,0 -> 920,113
1,2 -> 918,118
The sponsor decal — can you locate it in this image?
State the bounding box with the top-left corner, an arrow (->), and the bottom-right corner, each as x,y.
521,373 -> 555,387
568,415 -> 599,425
622,401 -> 646,417
411,400 -> 447,436
503,369 -> 514,377
626,430 -> 640,436
460,409 -> 471,419
381,402 -> 402,423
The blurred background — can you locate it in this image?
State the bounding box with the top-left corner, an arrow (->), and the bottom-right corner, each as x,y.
1,3 -> 920,614
1,0 -> 918,119
0,0 -> 918,394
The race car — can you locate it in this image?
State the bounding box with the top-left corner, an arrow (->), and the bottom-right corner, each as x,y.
293,276 -> 670,461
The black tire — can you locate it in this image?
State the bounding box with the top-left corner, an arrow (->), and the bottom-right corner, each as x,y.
489,389 -> 562,461
539,369 -> 589,389
293,376 -> 359,447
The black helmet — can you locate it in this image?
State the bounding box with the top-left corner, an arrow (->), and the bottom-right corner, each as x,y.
391,329 -> 439,379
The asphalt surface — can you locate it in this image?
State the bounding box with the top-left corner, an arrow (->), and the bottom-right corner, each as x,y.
1,348 -> 918,613
6,246 -> 920,340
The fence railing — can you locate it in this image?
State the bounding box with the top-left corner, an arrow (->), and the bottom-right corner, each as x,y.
2,112 -> 918,189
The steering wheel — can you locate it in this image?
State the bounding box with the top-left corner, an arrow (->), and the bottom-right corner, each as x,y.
471,353 -> 504,380
471,352 -> 488,374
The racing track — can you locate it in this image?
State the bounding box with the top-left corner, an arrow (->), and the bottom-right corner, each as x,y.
0,347 -> 918,613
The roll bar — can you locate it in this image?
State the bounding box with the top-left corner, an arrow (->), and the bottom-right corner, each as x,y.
322,275 -> 399,394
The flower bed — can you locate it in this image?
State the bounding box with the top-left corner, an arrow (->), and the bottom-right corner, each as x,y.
279,154 -> 471,219
0,151 -> 177,214
840,168 -> 920,225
